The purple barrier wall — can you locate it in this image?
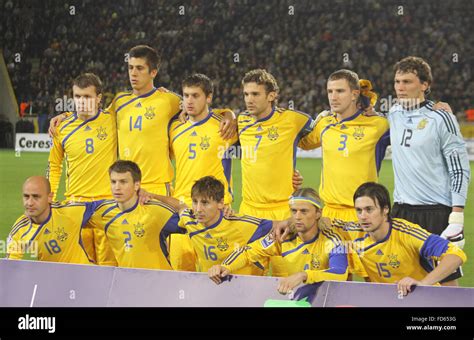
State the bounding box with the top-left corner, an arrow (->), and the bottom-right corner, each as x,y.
1,259 -> 472,307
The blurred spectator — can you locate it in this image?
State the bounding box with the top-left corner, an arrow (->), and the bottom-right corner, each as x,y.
0,0 -> 472,118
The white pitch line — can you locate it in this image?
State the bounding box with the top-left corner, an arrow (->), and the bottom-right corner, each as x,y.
30,284 -> 38,307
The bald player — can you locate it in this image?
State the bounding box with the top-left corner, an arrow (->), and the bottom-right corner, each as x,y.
6,176 -> 101,264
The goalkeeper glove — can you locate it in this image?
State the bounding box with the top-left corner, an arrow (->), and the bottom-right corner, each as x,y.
440,212 -> 465,249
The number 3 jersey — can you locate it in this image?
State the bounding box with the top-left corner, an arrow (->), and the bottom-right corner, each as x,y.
6,202 -> 98,264
299,110 -> 389,210
333,218 -> 467,283
178,209 -> 273,274
48,110 -> 117,200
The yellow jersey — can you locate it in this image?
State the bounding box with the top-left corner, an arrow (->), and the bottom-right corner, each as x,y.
6,202 -> 99,264
299,110 -> 390,210
47,110 -> 117,201
178,208 -> 273,274
106,89 -> 181,192
238,107 -> 313,211
222,228 -> 348,283
169,109 -> 238,205
87,199 -> 184,270
334,218 -> 467,283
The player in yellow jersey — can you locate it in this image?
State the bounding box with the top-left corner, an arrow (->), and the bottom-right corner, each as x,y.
299,70 -> 390,223
87,160 -> 185,270
238,69 -> 314,220
6,177 -> 98,265
149,176 -> 281,274
208,188 -> 349,294
47,73 -> 117,201
168,74 -> 239,271
47,73 -> 117,266
338,182 -> 466,295
49,45 -> 236,195
238,69 -> 314,276
170,73 -> 238,206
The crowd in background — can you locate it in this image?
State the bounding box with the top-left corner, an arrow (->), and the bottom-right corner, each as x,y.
1,0 -> 472,129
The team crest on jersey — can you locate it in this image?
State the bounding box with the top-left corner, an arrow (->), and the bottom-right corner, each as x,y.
216,237 -> 229,251
97,126 -> 108,140
134,222 -> 145,238
352,126 -> 365,140
388,254 -> 400,269
417,118 -> 428,130
200,136 -> 211,150
267,126 -> 279,141
55,227 -> 68,242
144,106 -> 156,120
311,254 -> 321,269
261,233 -> 275,248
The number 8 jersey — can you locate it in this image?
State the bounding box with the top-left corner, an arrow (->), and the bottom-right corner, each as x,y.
48,110 -> 117,201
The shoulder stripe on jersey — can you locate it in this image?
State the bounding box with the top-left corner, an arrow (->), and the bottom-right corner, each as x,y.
211,113 -> 223,122
59,114 -> 78,133
224,216 -> 260,225
96,200 -> 116,210
229,215 -> 261,223
101,204 -> 118,217
426,103 -> 457,135
222,248 -> 245,266
392,219 -> 431,238
391,225 -> 428,242
322,230 -> 342,246
323,229 -> 343,244
116,88 -> 157,114
10,218 -> 30,237
145,201 -> 177,213
114,92 -> 133,103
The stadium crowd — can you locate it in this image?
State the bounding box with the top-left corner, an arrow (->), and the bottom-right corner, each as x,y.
1,0 -> 472,125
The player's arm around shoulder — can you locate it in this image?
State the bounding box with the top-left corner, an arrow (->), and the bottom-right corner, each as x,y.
298,110 -> 329,150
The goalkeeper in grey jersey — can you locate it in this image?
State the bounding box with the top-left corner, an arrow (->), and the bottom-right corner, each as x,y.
387,56 -> 470,286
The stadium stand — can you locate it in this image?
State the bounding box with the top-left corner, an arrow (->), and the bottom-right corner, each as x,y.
0,0 -> 472,119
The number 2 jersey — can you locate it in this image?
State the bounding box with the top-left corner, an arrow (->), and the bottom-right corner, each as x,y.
87,199 -> 184,270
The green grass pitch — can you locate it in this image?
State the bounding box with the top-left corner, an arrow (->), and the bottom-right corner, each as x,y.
0,149 -> 472,286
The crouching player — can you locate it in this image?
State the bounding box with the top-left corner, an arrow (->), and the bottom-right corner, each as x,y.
151,176 -> 276,275
338,182 -> 467,295
208,188 -> 349,294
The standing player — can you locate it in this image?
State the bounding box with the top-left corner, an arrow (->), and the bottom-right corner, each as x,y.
6,177 -> 98,265
47,73 -> 117,266
49,45 -> 236,195
168,74 -> 238,271
344,182 -> 466,295
87,161 -> 185,270
299,70 -> 390,223
238,69 -> 315,276
208,188 -> 349,294
388,56 -> 470,286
